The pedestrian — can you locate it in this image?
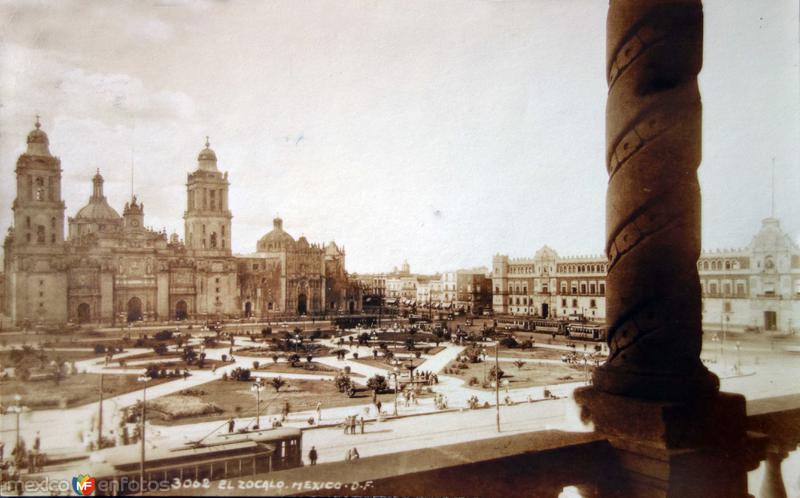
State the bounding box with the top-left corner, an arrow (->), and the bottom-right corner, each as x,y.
309,446 -> 318,465
376,400 -> 382,414
33,432 -> 40,452
343,416 -> 350,434
345,448 -> 352,461
351,447 -> 360,460
212,364 -> 217,374
183,369 -> 189,380
228,418 -> 235,433
315,402 -> 322,421
349,414 -> 356,434
359,415 -> 365,434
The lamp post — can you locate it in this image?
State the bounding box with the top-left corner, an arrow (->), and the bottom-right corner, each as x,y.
137,374 -> 151,495
393,365 -> 399,416
495,341 -> 500,432
735,341 -> 741,375
251,378 -> 265,429
10,394 -> 24,453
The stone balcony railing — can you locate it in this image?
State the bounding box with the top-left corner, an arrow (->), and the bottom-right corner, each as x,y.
159,393 -> 798,498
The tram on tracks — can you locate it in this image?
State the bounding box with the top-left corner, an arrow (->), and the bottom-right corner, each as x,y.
85,428 -> 302,495
565,323 -> 607,341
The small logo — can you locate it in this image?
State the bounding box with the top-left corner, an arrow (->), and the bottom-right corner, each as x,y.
72,474 -> 96,496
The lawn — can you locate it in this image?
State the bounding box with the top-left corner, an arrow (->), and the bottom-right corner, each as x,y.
252,361 -> 341,375
0,348 -> 104,366
0,373 -> 173,409
442,360 -> 589,391
148,379 -> 404,426
484,347 -> 574,361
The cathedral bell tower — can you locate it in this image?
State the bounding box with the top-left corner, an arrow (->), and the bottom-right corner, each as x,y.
12,117 -> 66,250
6,117 -> 68,325
184,137 -> 232,257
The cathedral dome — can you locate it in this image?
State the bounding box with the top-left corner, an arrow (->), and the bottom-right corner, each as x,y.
257,217 -> 295,252
75,170 -> 122,221
26,117 -> 51,156
197,136 -> 218,171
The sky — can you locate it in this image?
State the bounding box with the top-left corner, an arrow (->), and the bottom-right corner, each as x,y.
0,0 -> 798,274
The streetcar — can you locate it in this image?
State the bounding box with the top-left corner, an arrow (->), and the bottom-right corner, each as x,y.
530,318 -> 568,335
566,323 -> 607,341
85,428 -> 302,495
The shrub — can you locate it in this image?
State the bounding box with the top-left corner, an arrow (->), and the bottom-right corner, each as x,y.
271,354 -> 279,364
93,344 -> 107,354
457,363 -> 469,370
352,352 -> 359,359
335,373 -> 352,393
520,340 -> 533,350
344,366 -> 351,375
468,376 -> 480,386
221,354 -> 228,362
230,367 -> 252,381
252,361 -> 260,370
152,343 -> 168,355
154,330 -> 174,341
367,375 -> 389,393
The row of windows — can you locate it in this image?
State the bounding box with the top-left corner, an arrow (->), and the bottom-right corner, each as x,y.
559,298 -> 598,309
701,281 -> 747,297
557,263 -> 607,274
698,259 -> 743,271
560,282 -> 606,295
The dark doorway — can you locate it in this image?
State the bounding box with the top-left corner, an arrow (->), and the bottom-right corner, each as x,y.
764,311 -> 777,331
176,300 -> 188,321
349,300 -> 355,313
297,294 -> 307,315
542,303 -> 549,318
127,297 -> 143,322
244,301 -> 253,318
77,303 -> 91,323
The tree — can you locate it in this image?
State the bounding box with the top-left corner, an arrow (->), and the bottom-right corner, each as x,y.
288,354 -> 300,367
231,367 -> 251,381
335,373 -> 352,393
367,375 -> 388,394
513,360 -> 526,374
306,355 -> 313,364
271,354 -> 280,364
358,332 -> 370,345
270,376 -> 287,393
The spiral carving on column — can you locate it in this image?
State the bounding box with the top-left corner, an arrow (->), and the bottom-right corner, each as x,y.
593,0 -> 719,400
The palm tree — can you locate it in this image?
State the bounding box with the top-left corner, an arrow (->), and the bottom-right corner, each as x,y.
271,376 -> 287,393
513,360 -> 526,375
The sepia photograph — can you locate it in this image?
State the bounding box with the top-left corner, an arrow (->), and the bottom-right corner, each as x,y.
0,1 -> 798,496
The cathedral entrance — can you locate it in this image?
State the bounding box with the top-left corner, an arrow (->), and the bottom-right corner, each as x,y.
127,297 -> 143,322
542,303 -> 549,318
297,294 -> 307,315
349,300 -> 355,314
176,300 -> 188,321
77,303 -> 91,323
244,301 -> 252,318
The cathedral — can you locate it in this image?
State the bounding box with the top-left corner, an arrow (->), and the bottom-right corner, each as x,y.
1,119 -> 362,326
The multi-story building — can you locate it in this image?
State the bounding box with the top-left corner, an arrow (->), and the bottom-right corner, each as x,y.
492,217 -> 800,333
1,120 -> 361,326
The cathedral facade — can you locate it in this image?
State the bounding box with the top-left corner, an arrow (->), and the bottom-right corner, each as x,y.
2,120 -> 361,326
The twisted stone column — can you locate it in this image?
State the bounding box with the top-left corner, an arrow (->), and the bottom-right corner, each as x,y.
593,0 -> 719,400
